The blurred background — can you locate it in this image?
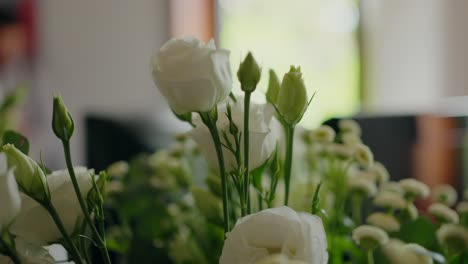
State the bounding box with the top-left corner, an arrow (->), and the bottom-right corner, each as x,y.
2,0 -> 468,191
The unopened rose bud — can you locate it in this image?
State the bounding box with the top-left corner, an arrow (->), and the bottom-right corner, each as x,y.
2,144 -> 49,203
237,52 -> 261,93
266,69 -> 280,104
276,66 -> 309,126
52,96 -> 75,141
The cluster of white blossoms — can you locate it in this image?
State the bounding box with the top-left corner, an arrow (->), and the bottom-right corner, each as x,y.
0,148 -> 99,263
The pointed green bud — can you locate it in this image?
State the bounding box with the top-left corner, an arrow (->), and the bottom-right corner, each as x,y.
172,110 -> 193,125
2,144 -> 50,203
52,96 -> 75,141
276,66 -> 308,125
266,69 -> 280,104
237,52 -> 261,93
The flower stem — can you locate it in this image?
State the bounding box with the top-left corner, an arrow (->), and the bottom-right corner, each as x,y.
62,141 -> 111,264
367,250 -> 374,264
44,202 -> 84,264
284,125 -> 295,205
0,235 -> 21,264
243,92 -> 251,215
201,113 -> 230,233
352,194 -> 363,225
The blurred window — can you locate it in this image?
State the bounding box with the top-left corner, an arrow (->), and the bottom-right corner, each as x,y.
218,0 -> 360,126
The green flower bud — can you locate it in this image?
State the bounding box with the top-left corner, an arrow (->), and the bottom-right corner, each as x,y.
276,66 -> 308,125
2,144 -> 50,203
266,69 -> 280,104
52,96 -> 75,141
237,52 -> 261,93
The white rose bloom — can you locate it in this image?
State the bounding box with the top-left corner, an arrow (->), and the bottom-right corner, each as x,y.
0,153 -> 21,230
10,167 -> 94,244
431,184 -> 457,206
366,213 -> 400,232
191,99 -> 277,172
220,206 -> 328,264
254,254 -> 307,264
0,238 -> 54,264
373,191 -> 406,210
428,203 -> 459,223
151,36 -> 232,114
399,179 -> 429,199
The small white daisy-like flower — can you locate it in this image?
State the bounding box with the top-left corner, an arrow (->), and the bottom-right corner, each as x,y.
432,184 -> 457,206
348,177 -> 377,197
405,203 -> 419,220
380,182 -> 403,194
354,144 -> 374,168
399,179 -> 430,199
309,125 -> 335,143
371,162 -> 390,183
325,143 -> 354,158
367,212 -> 400,232
107,161 -> 129,178
374,191 -> 406,210
341,132 -> 362,146
353,170 -> 377,183
352,225 -> 389,250
428,203 -> 459,223
436,224 -> 468,252
456,201 -> 468,214
338,119 -> 361,136
403,244 -> 435,264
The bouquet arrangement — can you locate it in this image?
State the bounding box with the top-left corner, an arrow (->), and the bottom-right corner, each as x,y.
0,36 -> 468,264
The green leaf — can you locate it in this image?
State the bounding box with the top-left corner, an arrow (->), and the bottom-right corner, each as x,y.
398,217 -> 436,248
2,130 -> 29,154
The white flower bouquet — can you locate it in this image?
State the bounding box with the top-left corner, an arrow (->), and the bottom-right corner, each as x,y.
1,36 -> 468,264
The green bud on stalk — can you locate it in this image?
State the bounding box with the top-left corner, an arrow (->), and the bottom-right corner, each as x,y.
266,69 -> 280,104
237,52 -> 261,93
2,144 -> 50,203
275,66 -> 309,126
52,96 -> 75,142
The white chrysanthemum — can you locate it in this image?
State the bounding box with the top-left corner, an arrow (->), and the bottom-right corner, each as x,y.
338,119 -> 361,136
399,179 -> 430,199
348,177 -> 377,197
428,203 -> 459,223
436,224 -> 468,252
456,201 -> 468,214
107,161 -> 129,179
309,125 -> 335,143
373,191 -> 406,209
325,143 -> 354,158
353,170 -> 377,183
406,203 -> 419,220
366,213 -> 400,232
380,182 -> 403,194
341,132 -> 361,146
371,162 -> 390,183
432,184 -> 457,206
382,240 -> 434,264
354,144 -> 374,168
352,225 -> 389,250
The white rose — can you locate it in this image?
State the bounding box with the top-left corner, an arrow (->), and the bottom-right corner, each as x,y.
220,206 -> 328,264
0,238 -> 54,264
0,153 -> 21,230
151,36 -> 232,114
190,99 -> 277,172
10,167 -> 94,244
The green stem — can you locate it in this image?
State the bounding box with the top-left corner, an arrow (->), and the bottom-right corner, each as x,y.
62,141 -> 111,264
243,92 -> 251,215
352,194 -> 363,225
284,125 -> 295,205
0,236 -> 21,264
44,203 -> 84,264
367,250 -> 374,264
202,114 -> 230,233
